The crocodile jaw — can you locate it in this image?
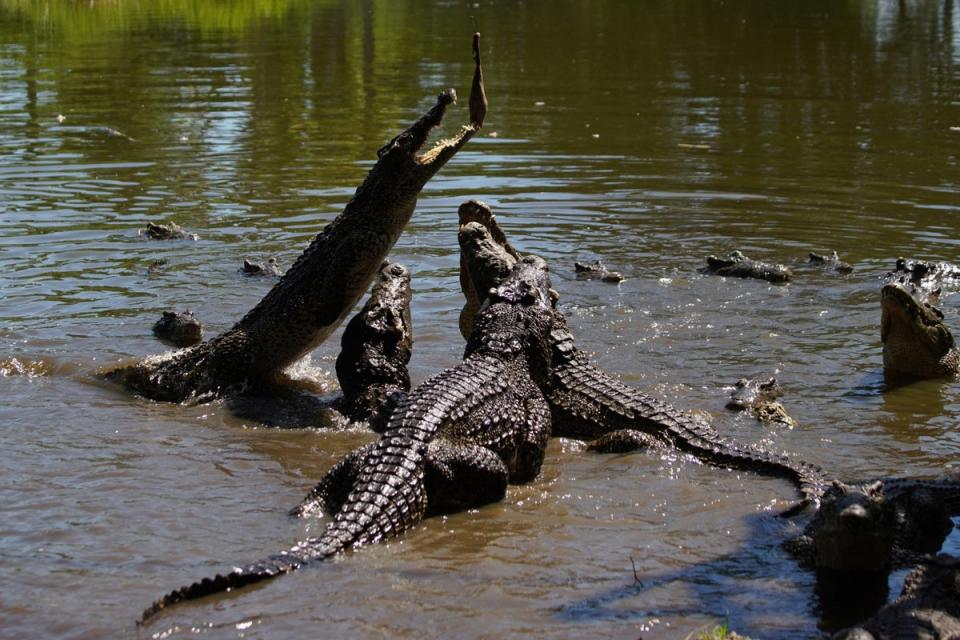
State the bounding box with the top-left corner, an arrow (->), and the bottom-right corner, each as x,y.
881,283 -> 958,380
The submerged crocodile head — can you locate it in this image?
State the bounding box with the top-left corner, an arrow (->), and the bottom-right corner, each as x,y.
881,282 -> 959,380
809,481 -> 896,573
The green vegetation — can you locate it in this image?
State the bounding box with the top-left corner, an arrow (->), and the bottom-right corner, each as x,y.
686,622 -> 751,640
0,0 -> 315,35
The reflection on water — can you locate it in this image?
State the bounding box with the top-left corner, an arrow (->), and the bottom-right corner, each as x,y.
1,1 -> 958,638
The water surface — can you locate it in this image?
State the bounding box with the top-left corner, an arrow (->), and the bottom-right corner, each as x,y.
1,1 -> 958,638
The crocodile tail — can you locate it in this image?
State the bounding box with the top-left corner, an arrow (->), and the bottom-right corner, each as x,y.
140,435 -> 430,625
548,355 -> 827,504
650,404 -> 826,504
139,553 -> 300,624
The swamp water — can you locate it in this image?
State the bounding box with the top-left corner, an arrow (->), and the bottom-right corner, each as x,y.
1,1 -> 958,638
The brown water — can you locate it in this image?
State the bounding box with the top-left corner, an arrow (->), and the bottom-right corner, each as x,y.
1,1 -> 959,638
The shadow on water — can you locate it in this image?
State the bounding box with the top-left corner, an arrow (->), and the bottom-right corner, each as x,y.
555,505 -> 917,637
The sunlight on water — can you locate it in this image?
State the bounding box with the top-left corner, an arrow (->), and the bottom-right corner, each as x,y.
0,1 -> 958,638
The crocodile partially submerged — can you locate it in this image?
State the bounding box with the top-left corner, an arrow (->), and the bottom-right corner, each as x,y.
702,250 -> 792,284
141,221 -> 196,241
241,257 -> 281,277
881,282 -> 959,381
809,251 -> 853,274
152,310 -> 203,348
457,201 -> 825,505
833,555 -> 960,640
726,376 -> 797,428
140,254 -> 555,623
225,260 -> 414,429
890,257 -> 960,295
785,478 -> 960,635
785,478 -> 960,574
332,261 -> 413,430
108,34 -> 487,404
574,259 -> 624,283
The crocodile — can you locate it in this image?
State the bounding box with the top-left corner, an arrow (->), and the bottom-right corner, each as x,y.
701,250 -> 792,284
574,260 -> 624,283
241,257 -> 282,277
889,257 -> 960,295
809,251 -> 853,274
140,253 -> 555,623
881,282 -> 959,381
224,260 -> 413,429
332,261 -> 413,431
456,201 -> 825,506
141,221 -> 196,240
833,555 -> 960,640
785,478 -> 960,574
152,310 -> 203,348
726,377 -> 797,428
107,34 -> 487,404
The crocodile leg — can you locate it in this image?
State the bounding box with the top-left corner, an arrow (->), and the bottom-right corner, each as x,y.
586,429 -> 664,453
290,444 -> 377,518
424,440 -> 510,514
512,393 -> 552,484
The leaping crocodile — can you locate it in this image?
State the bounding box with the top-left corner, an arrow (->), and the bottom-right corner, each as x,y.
108,34 -> 487,404
457,201 -> 826,506
140,253 -> 556,623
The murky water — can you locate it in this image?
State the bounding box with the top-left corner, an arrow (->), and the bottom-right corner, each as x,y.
1,1 -> 958,638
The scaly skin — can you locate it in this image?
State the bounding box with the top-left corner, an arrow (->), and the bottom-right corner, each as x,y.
833,555 -> 960,640
890,257 -> 960,295
881,282 -> 959,381
108,37 -> 487,403
702,250 -> 792,283
334,261 -> 413,431
457,202 -> 825,505
140,256 -> 555,624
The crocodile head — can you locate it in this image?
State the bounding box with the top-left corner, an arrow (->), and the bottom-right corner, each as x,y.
343,89 -> 481,227
881,282 -> 959,380
465,255 -> 556,386
810,481 -> 896,573
347,38 -> 487,225
726,376 -> 784,410
457,206 -> 565,376
458,210 -> 520,339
